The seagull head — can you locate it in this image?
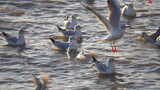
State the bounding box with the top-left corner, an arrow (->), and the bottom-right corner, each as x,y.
128,3 -> 134,8
120,24 -> 127,30
19,29 -> 27,34
108,58 -> 114,65
74,25 -> 82,31
70,14 -> 80,20
19,25 -> 30,34
68,36 -> 77,42
141,32 -> 148,37
64,15 -> 69,21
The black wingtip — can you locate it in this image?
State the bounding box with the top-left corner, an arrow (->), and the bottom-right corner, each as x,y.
92,56 -> 97,62
49,38 -> 55,43
56,25 -> 64,31
1,32 -> 7,36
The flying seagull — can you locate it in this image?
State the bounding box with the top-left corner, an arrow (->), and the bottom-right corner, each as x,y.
81,0 -> 126,52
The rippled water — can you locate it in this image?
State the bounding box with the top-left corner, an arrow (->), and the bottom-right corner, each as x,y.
0,0 -> 160,90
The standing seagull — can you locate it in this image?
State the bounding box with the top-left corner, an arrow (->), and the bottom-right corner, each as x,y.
81,0 -> 126,52
1,26 -> 28,47
92,56 -> 115,74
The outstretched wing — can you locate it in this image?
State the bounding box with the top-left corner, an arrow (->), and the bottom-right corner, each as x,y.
81,3 -> 112,32
107,0 -> 121,28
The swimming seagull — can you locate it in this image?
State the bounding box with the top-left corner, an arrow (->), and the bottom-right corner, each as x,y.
141,27 -> 160,43
32,74 -> 49,90
63,14 -> 79,30
49,36 -> 80,51
1,26 -> 28,47
141,27 -> 160,47
81,0 -> 126,52
121,3 -> 136,19
57,25 -> 83,43
92,56 -> 115,74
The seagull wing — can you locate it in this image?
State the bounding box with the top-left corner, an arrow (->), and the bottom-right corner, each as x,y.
95,62 -> 108,73
54,40 -> 69,50
3,33 -> 18,44
81,3 -> 112,32
107,0 -> 121,28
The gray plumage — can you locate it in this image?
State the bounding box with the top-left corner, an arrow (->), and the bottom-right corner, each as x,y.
1,26 -> 27,47
81,0 -> 125,43
92,56 -> 115,74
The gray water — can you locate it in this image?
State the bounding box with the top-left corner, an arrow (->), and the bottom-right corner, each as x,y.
0,0 -> 160,90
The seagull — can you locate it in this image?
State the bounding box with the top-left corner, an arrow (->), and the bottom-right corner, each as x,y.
81,0 -> 126,52
121,3 -> 136,19
76,49 -> 92,63
1,26 -> 28,47
32,74 -> 49,90
57,25 -> 83,43
140,27 -> 160,48
141,27 -> 160,43
92,56 -> 115,74
50,36 -> 80,59
63,14 -> 79,30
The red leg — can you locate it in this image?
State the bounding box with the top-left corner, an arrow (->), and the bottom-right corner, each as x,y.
114,46 -> 118,52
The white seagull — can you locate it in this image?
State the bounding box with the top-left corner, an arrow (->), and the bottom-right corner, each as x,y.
57,25 -> 83,43
92,56 -> 115,74
81,0 -> 126,52
121,3 -> 136,19
1,26 -> 27,47
32,74 -> 49,90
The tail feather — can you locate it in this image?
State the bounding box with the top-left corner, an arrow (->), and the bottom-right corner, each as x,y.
92,56 -> 97,62
57,25 -> 65,32
150,28 -> 160,41
49,38 -> 55,44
